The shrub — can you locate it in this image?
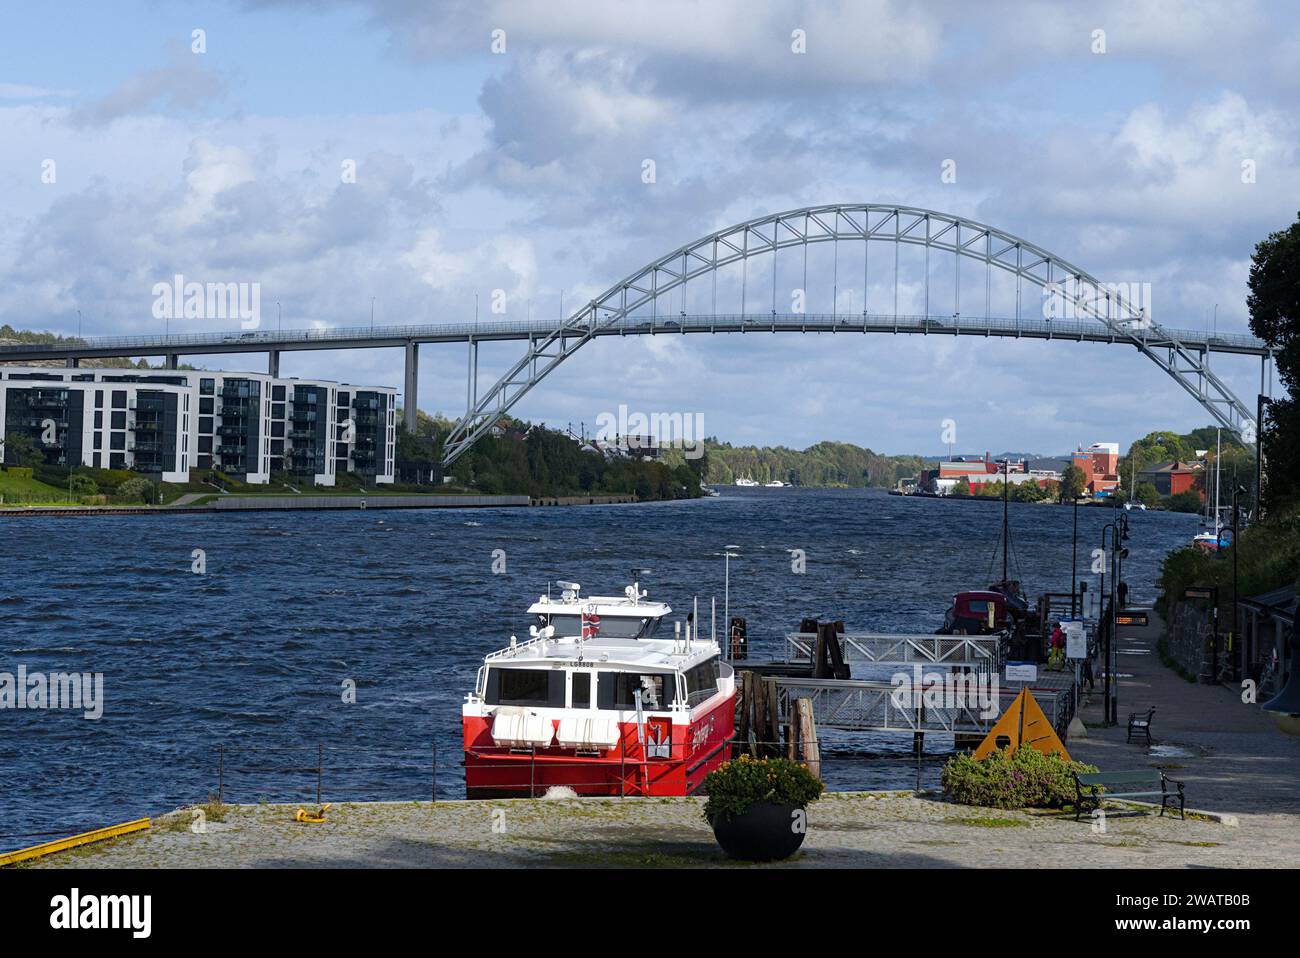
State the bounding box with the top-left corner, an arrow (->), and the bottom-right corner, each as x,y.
68,474 -> 98,496
941,747 -> 1097,809
5,466 -> 34,479
115,476 -> 156,504
702,756 -> 824,826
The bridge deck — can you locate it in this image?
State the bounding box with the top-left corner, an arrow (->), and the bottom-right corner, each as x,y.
0,312 -> 1269,363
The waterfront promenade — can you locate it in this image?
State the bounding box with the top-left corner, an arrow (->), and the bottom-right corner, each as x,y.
1069,608 -> 1300,815
20,790 -> 1297,869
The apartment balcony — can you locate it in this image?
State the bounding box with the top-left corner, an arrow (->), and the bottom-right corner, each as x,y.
290,410 -> 318,423
216,444 -> 248,457
216,425 -> 248,437
27,394 -> 68,410
287,429 -> 317,441
23,416 -> 68,429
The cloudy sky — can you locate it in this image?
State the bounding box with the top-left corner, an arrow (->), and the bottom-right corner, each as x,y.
1,0 -> 1295,455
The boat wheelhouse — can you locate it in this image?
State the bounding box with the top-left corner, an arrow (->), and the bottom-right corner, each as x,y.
463,582 -> 736,798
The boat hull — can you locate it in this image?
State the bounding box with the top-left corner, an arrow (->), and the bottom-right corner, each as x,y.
463,694 -> 735,798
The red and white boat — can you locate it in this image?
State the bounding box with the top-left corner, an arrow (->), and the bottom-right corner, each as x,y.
462,580 -> 736,798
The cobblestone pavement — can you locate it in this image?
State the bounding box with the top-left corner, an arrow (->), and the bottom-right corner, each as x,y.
22,792 -> 1297,869
1068,607 -> 1300,816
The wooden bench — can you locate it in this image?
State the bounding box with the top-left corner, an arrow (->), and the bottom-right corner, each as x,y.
1127,706 -> 1156,745
1074,769 -> 1185,820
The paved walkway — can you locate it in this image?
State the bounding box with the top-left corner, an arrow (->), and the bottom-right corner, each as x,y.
1068,606 -> 1300,815
20,793 -> 1296,869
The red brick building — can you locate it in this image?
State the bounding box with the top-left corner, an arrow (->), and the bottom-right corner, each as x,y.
1071,442 -> 1121,495
1138,461 -> 1203,498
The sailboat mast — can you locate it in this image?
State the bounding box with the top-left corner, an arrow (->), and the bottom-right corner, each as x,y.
1001,458 -> 1009,583
1214,428 -> 1221,534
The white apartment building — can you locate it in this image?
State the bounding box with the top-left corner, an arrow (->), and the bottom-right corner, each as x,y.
0,366 -> 396,486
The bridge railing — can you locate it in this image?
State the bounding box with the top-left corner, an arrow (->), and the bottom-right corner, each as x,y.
0,312 -> 1266,354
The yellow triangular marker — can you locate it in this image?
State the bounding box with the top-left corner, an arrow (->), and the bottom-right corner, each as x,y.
972,688 -> 1071,761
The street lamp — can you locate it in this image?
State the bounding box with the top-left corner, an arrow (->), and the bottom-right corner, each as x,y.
723,545 -> 740,659
1099,518 -> 1128,725
1232,484 -> 1247,681
1071,494 -> 1079,616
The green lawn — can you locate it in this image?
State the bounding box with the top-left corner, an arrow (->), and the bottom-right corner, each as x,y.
0,470 -> 75,506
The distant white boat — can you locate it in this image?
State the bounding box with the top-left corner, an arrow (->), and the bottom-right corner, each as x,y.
764,480 -> 786,488
734,477 -> 759,487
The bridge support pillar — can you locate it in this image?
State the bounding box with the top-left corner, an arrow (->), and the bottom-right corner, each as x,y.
268,349 -> 280,378
403,341 -> 419,433
164,353 -> 179,370
65,357 -> 79,368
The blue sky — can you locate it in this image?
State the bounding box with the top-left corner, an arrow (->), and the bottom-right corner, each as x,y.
1,0 -> 1296,455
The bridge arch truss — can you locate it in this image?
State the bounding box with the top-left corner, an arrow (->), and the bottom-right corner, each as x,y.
443,204 -> 1258,467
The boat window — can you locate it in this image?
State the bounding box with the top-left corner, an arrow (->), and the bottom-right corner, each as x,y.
571,671 -> 591,708
597,671 -> 676,710
683,657 -> 721,706
540,613 -> 658,639
486,668 -> 564,707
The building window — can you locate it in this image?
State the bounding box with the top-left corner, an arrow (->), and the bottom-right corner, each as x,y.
111,410 -> 126,429
199,417 -> 213,433
111,390 -> 126,409
110,433 -> 125,451
201,379 -> 215,395
199,397 -> 214,414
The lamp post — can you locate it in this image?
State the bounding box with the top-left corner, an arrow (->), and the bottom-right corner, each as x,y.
723,545 -> 739,659
1071,494 -> 1079,616
1110,514 -> 1130,723
1100,522 -> 1113,725
1232,485 -> 1246,682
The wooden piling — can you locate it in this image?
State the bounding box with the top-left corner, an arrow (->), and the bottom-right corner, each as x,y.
796,697 -> 821,781
765,677 -> 780,756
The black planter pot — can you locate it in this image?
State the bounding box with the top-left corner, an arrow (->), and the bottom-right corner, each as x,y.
711,801 -> 806,862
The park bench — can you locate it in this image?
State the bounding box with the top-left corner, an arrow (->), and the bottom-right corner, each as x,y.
1127,706 -> 1156,745
1074,769 -> 1185,820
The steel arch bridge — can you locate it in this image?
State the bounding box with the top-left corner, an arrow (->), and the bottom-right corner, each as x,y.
442,203 -> 1262,467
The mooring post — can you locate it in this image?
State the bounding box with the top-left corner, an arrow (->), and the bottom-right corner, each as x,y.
316,743 -> 323,805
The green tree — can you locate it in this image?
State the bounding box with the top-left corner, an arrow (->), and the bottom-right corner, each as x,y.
1013,480 -> 1045,502
1059,464 -> 1086,502
1248,211 -> 1300,510
952,476 -> 972,497
1164,490 -> 1203,513
1134,481 -> 1160,508
1,432 -> 39,467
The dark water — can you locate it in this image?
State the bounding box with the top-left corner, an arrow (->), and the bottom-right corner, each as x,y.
0,488 -> 1196,843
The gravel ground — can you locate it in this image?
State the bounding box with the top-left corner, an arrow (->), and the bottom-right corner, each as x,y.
20,792 -> 1296,869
